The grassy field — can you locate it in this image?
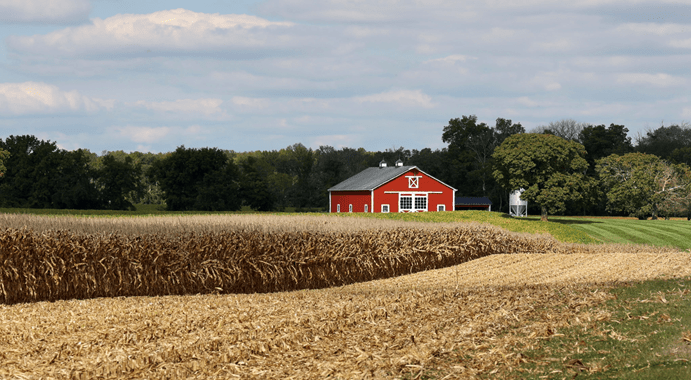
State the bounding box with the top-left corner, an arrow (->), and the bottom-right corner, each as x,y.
549,216 -> 691,251
350,211 -> 691,250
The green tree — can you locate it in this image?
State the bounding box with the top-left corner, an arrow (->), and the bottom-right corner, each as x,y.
494,117 -> 525,145
596,153 -> 691,220
670,147 -> 691,167
636,122 -> 691,160
147,146 -> 241,211
492,133 -> 590,221
0,135 -> 100,209
0,149 -> 9,176
51,149 -> 101,209
97,154 -> 142,210
532,119 -> 588,142
579,123 -> 633,171
239,156 -> 275,211
442,115 -> 490,193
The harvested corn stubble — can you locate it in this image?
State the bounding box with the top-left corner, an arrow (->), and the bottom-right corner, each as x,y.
2,250 -> 690,379
0,214 -> 680,304
1,214 -> 690,379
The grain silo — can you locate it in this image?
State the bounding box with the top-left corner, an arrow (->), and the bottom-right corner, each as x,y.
509,189 -> 527,217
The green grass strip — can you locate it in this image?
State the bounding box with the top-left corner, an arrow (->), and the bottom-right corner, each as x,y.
566,219 -> 691,250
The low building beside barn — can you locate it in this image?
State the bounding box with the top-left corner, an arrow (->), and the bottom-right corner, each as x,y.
455,196 -> 492,211
328,160 -> 456,213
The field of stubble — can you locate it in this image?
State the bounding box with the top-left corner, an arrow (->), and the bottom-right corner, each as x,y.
0,213 -> 689,379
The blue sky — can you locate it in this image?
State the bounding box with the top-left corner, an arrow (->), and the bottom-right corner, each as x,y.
1,0 -> 690,153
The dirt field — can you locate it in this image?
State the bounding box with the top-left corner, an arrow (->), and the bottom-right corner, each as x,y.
2,251 -> 690,379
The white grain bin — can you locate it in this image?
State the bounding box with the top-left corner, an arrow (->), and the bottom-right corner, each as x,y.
509,189 -> 527,217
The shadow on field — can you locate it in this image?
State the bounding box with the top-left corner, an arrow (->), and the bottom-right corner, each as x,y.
499,213 -> 603,225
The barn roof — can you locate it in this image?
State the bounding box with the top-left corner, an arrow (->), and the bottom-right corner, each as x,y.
455,196 -> 493,206
328,165 -> 457,192
328,165 -> 417,191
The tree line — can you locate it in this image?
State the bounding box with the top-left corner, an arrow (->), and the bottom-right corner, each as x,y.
0,117 -> 689,218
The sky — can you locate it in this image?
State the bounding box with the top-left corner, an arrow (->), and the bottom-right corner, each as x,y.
1,0 -> 690,154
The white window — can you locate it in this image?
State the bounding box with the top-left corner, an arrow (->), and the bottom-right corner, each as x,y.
437,204 -> 445,212
408,176 -> 419,189
415,197 -> 427,210
400,196 -> 413,211
337,204 -> 340,213
382,204 -> 390,213
349,204 -> 353,213
364,204 -> 368,213
399,194 -> 428,212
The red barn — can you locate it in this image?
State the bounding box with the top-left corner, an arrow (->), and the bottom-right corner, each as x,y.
328,160 -> 456,213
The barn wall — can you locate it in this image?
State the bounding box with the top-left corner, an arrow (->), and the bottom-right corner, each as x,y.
330,191 -> 371,213
373,168 -> 454,213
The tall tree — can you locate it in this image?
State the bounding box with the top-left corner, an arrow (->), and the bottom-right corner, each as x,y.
287,143 -> 316,208
489,118 -> 525,212
441,115 -> 492,195
532,119 -> 588,142
0,135 -> 59,207
147,146 -> 241,211
51,149 -> 101,209
492,133 -> 590,221
0,149 -> 8,177
596,153 -> 691,220
97,154 -> 142,210
636,122 -> 691,160
670,147 -> 691,167
579,123 -> 633,170
494,117 -> 525,145
0,136 -> 99,208
239,156 -> 275,211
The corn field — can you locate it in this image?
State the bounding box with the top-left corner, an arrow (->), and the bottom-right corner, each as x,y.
1,214 -> 690,378
0,214 -> 679,304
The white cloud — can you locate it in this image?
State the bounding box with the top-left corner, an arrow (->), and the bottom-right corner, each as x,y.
423,54 -> 475,64
115,126 -> 172,144
114,125 -> 207,144
260,0 -> 476,23
669,38 -> 691,48
532,39 -> 572,52
682,107 -> 691,118
354,90 -> 435,108
231,96 -> 270,109
133,98 -> 223,116
617,22 -> 689,36
482,27 -> 520,43
516,97 -> 540,107
7,8 -> 297,58
0,81 -> 113,115
311,134 -> 357,148
616,73 -> 686,87
0,0 -> 90,23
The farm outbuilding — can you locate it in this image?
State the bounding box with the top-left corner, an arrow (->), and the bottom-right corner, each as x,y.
455,196 -> 492,211
328,160 -> 456,213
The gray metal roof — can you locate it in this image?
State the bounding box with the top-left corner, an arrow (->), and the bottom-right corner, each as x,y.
455,196 -> 493,205
328,165 -> 417,191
